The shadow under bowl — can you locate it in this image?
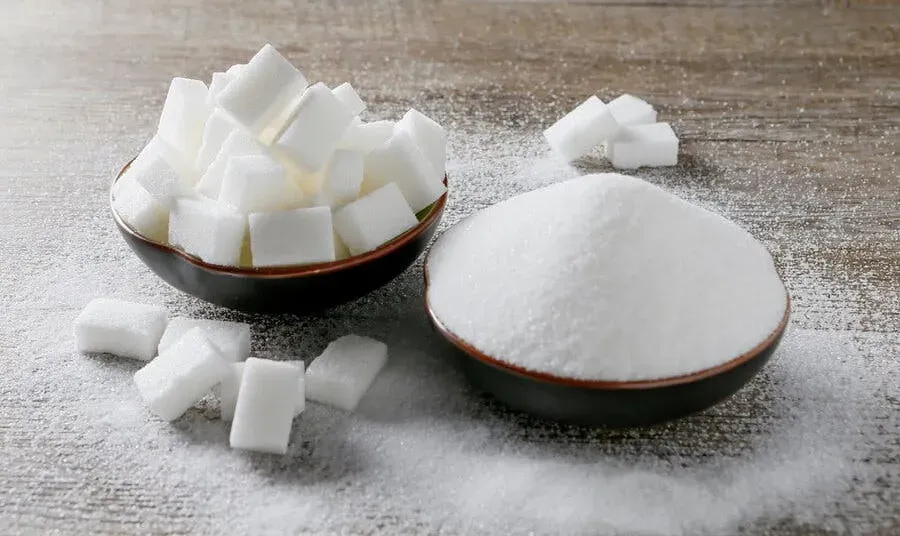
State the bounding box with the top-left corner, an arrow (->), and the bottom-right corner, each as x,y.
111,158 -> 447,314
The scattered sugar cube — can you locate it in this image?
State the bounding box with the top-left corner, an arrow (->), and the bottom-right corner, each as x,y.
607,94 -> 657,127
363,130 -> 446,212
338,119 -> 395,153
196,130 -> 266,199
543,95 -> 619,162
157,77 -> 209,173
334,183 -> 417,255
218,360 -> 305,421
605,122 -> 679,169
319,149 -> 363,207
216,44 -> 308,136
395,108 -> 447,181
219,154 -> 304,213
134,328 -> 230,421
112,173 -> 168,242
230,358 -> 302,454
74,298 -> 168,361
169,197 -> 246,266
195,110 -> 237,172
158,317 -> 251,363
305,334 -> 388,411
206,71 -> 233,108
274,82 -> 355,173
331,82 -> 366,115
131,137 -> 193,207
249,206 -> 335,267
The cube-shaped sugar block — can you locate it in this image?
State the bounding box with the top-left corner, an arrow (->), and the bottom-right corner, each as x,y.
338,119 -> 395,153
196,129 -> 266,199
363,130 -> 446,212
605,122 -> 679,169
74,298 -> 168,361
319,149 -> 363,207
333,183 -> 417,255
158,317 -> 251,363
273,82 -> 355,173
607,94 -> 657,127
230,358 -> 302,454
169,198 -> 246,266
206,71 -> 233,108
219,154 -> 304,213
331,82 -> 366,115
130,137 -> 193,207
217,44 -> 307,136
195,110 -> 237,172
133,328 -> 230,421
395,108 -> 447,181
543,95 -> 619,162
305,334 -> 388,411
249,206 -> 335,267
157,77 -> 209,171
218,360 -> 305,421
112,174 -> 168,242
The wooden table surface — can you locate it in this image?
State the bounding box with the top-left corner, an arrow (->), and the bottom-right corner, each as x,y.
1,1 -> 898,535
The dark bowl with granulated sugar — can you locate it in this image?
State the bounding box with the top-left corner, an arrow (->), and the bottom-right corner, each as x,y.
424,260 -> 790,427
111,157 -> 448,314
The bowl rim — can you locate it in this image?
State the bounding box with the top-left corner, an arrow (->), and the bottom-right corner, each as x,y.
423,245 -> 791,390
111,156 -> 449,279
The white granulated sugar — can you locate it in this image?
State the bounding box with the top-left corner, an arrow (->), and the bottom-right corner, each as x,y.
427,173 -> 788,381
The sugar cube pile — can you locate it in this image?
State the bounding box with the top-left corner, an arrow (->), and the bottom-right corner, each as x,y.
543,93 -> 679,169
74,298 -> 388,454
113,44 -> 448,268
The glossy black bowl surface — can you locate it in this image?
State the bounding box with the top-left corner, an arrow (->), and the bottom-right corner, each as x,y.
112,160 -> 447,314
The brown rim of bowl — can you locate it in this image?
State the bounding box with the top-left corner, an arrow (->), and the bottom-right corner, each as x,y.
110,156 -> 449,279
423,262 -> 791,390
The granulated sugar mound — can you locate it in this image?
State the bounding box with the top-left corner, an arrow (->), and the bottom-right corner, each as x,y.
427,173 -> 788,381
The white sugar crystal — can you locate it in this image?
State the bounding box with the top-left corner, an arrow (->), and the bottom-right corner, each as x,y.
274,82 -> 355,173
338,119 -> 395,153
334,183 -> 417,255
195,110 -> 237,173
230,358 -> 301,454
74,298 -> 168,361
216,44 -> 308,136
206,71 -> 233,108
249,206 -> 335,267
133,327 -> 230,422
131,137 -> 192,207
607,94 -> 657,126
543,95 -> 619,162
112,173 -> 168,242
363,130 -> 446,212
305,334 -> 388,411
168,197 -> 246,266
157,77 -> 209,172
157,317 -> 251,363
395,108 -> 447,181
605,122 -> 679,169
319,149 -> 363,207
218,154 -> 303,213
196,129 -> 266,199
218,360 -> 305,421
331,82 -> 366,115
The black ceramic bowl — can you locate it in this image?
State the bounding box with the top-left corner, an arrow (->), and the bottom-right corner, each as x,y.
111,159 -> 448,314
424,261 -> 790,427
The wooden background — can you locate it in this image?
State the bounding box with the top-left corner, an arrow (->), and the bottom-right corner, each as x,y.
1,0 -> 897,534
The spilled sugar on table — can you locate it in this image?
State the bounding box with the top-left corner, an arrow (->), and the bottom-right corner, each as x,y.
0,1 -> 897,534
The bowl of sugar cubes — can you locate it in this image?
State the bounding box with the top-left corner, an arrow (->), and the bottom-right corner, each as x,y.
112,44 -> 448,313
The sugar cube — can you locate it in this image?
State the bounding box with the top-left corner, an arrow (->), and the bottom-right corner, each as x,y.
543,95 -> 619,162
319,149 -> 363,207
338,119 -> 394,153
217,44 -> 307,136
169,197 -> 246,266
157,317 -> 251,363
206,71 -> 233,108
195,110 -> 237,173
395,108 -> 447,181
273,82 -> 355,173
605,122 -> 679,169
134,328 -> 230,421
218,360 -> 305,421
305,334 -> 388,411
131,137 -> 193,207
249,206 -> 335,267
74,298 -> 168,361
112,173 -> 168,242
196,130 -> 266,199
157,77 -> 209,171
230,358 -> 301,454
218,154 -> 304,213
363,130 -> 446,212
607,94 -> 657,127
333,183 -> 417,255
331,82 -> 366,115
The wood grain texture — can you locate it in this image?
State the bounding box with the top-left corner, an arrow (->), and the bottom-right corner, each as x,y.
0,1 -> 897,534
